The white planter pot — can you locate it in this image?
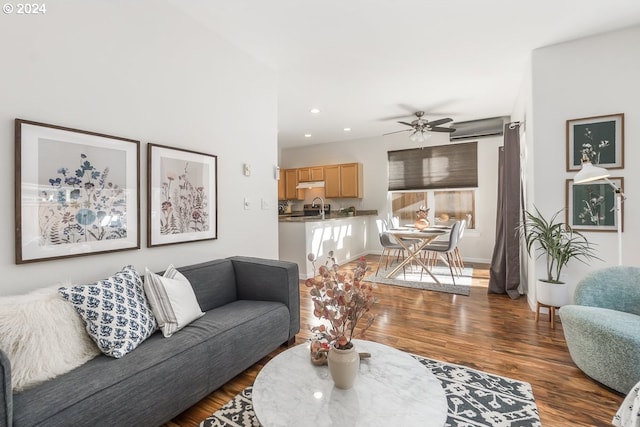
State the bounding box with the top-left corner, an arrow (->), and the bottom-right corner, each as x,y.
536,279 -> 571,307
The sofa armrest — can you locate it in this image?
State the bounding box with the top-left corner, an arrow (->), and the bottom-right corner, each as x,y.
229,256 -> 300,340
0,348 -> 12,427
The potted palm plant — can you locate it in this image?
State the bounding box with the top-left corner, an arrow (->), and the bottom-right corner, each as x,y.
518,206 -> 600,307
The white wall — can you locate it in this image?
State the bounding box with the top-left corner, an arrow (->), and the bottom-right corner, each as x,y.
280,131 -> 502,263
525,25 -> 640,304
0,1 -> 279,295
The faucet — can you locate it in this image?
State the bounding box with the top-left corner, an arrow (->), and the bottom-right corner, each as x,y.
311,197 -> 325,220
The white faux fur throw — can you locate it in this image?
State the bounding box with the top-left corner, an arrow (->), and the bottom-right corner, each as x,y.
0,285 -> 100,392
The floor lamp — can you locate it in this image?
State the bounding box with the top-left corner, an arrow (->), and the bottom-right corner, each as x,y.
574,156 -> 626,266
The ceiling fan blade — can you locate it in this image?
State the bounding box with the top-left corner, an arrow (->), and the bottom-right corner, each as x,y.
383,129 -> 412,136
429,127 -> 456,133
397,121 -> 414,127
379,114 -> 414,121
427,118 -> 453,127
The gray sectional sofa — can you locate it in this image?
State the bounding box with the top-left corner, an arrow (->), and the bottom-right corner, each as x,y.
0,256 -> 300,427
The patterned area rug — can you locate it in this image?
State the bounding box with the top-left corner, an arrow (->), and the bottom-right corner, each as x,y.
200,354 -> 540,427
363,265 -> 473,296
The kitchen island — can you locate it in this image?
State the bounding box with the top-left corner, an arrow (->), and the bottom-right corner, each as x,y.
278,211 -> 377,279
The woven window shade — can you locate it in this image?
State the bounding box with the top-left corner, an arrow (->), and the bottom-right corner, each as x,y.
388,142 -> 478,190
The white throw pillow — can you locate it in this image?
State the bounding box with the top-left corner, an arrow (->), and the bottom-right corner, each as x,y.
144,265 -> 204,338
58,266 -> 157,359
0,285 -> 100,392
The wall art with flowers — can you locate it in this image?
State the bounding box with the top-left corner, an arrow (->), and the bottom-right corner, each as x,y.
566,177 -> 623,232
147,143 -> 217,247
15,119 -> 140,264
566,113 -> 624,171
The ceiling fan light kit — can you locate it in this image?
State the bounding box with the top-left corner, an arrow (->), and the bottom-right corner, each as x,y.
409,130 -> 430,143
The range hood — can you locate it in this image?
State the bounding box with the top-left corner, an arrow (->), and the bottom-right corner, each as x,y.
296,181 -> 325,189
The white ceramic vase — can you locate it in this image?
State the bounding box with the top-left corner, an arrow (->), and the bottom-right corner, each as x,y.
536,279 -> 570,307
327,345 -> 360,389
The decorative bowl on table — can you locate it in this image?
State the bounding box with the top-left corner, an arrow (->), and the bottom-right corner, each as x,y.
414,219 -> 429,230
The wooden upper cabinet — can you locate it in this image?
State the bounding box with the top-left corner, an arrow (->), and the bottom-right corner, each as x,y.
277,170 -> 286,200
283,169 -> 303,200
298,168 -> 311,182
298,166 -> 324,182
339,163 -> 362,198
323,163 -> 362,198
281,163 -> 361,199
323,165 -> 341,198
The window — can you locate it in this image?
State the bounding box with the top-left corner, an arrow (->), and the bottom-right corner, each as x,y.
390,189 -> 476,229
388,142 -> 477,229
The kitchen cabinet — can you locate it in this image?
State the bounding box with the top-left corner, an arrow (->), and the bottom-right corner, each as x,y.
283,168 -> 303,200
339,163 -> 361,198
298,166 -> 324,182
323,165 -> 340,198
278,171 -> 286,200
324,163 -> 362,198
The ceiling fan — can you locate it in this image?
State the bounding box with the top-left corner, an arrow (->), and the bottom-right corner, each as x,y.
384,111 -> 455,142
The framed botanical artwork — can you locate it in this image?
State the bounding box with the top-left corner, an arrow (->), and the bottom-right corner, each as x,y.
147,143 -> 218,247
566,177 -> 623,232
15,119 -> 140,264
566,113 -> 624,171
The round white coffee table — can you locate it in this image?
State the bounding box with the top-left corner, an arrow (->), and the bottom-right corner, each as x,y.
253,339 -> 447,427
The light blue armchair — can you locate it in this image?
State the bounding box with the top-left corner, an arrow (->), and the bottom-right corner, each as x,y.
559,266 -> 640,394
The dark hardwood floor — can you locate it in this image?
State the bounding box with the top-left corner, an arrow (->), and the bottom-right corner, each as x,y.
166,255 -> 623,427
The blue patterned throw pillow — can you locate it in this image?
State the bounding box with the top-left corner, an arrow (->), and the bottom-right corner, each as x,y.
58,266 -> 157,358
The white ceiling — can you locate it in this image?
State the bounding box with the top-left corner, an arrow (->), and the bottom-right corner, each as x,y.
170,1 -> 640,148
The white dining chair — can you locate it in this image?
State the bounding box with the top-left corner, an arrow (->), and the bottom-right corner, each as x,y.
420,220 -> 462,285
375,218 -> 420,277
376,232 -> 406,276
423,219 -> 467,275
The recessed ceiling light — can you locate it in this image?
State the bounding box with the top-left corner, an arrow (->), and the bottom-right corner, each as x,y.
304,134 -> 312,138
343,127 -> 351,132
309,108 -> 321,114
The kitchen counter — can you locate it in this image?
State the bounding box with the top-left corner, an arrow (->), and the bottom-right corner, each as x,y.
278,210 -> 378,222
278,211 -> 377,279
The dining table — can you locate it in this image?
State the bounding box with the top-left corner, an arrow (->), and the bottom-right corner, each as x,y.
383,227 -> 450,285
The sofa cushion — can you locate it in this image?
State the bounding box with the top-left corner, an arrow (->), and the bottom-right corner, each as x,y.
177,259 -> 238,311
58,266 -> 157,358
0,286 -> 100,392
12,300 -> 290,427
144,265 -> 204,337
